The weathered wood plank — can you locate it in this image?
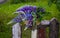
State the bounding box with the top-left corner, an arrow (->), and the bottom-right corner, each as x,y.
31,29 -> 37,38
37,27 -> 46,38
37,20 -> 50,38
49,18 -> 59,38
12,23 -> 21,38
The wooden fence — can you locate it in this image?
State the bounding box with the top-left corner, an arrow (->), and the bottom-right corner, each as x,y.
12,18 -> 59,38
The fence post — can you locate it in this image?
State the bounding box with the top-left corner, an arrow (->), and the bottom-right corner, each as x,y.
37,20 -> 50,38
12,23 -> 22,38
37,26 -> 46,38
31,29 -> 37,38
49,18 -> 59,38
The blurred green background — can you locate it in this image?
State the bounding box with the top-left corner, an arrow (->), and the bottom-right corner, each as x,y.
0,0 -> 60,38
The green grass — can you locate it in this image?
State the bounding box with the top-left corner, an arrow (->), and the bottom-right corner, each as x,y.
0,0 -> 60,38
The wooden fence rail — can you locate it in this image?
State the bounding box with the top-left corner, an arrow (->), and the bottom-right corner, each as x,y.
12,18 -> 59,38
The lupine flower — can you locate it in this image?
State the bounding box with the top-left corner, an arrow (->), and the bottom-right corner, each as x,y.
16,5 -> 37,30
16,5 -> 37,13
16,5 -> 37,21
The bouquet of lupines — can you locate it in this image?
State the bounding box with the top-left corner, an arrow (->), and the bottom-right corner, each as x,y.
7,5 -> 46,30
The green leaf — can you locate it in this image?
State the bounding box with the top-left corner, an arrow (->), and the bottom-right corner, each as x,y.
56,0 -> 60,11
48,0 -> 56,6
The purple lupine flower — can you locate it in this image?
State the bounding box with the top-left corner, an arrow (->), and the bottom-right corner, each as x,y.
14,5 -> 37,23
16,5 -> 37,13
16,5 -> 37,22
18,6 -> 36,26
16,5 -> 36,20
